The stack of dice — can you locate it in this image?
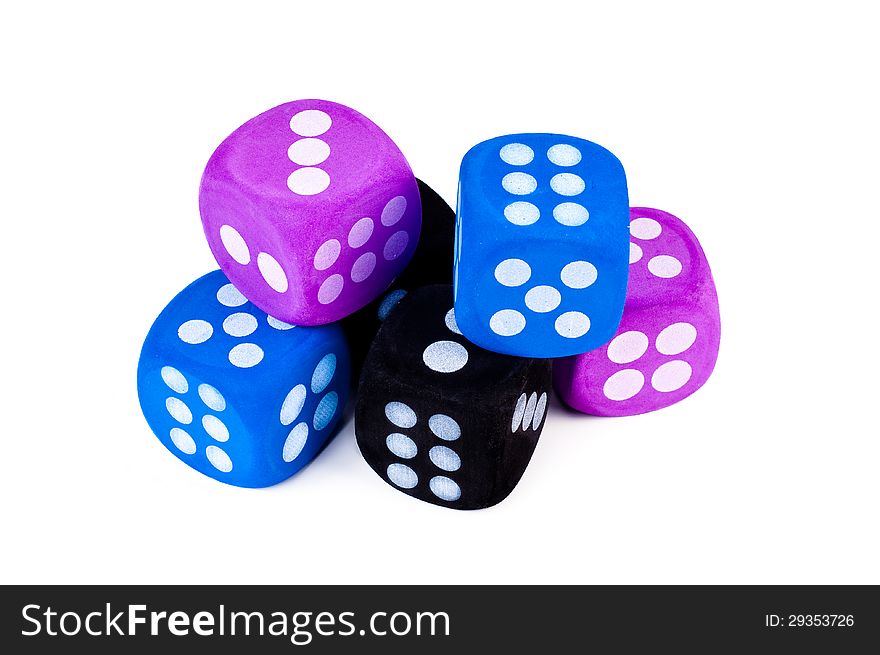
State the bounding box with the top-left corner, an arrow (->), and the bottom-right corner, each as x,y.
138,99 -> 720,508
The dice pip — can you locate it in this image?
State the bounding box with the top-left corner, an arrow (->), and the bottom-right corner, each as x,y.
200,99 -> 421,326
454,134 -> 630,358
137,271 -> 351,487
356,285 -> 552,510
342,179 -> 456,371
554,207 -> 720,416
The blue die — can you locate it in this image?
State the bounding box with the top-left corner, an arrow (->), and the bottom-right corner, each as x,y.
137,270 -> 350,487
454,134 -> 630,358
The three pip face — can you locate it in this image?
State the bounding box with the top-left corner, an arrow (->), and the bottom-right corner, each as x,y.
138,99 -> 719,510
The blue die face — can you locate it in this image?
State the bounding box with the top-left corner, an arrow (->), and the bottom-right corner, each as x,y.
454,134 -> 630,358
137,270 -> 350,488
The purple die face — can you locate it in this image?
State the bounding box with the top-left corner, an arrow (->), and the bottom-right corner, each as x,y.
554,207 -> 720,416
200,99 -> 421,325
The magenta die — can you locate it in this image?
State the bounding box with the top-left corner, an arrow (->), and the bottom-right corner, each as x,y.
554,207 -> 720,416
199,99 -> 421,325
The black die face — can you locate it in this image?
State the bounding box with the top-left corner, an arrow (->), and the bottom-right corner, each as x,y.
343,179 -> 455,374
356,285 -> 552,510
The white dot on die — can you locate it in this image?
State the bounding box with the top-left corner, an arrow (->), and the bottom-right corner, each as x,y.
630,217 -> 662,240
423,340 -> 469,373
381,196 -> 407,227
499,143 -> 535,165
648,255 -> 682,278
377,289 -> 407,320
560,261 -> 598,289
314,239 -> 341,271
429,414 -> 461,441
287,138 -> 330,166
502,172 -> 538,195
165,397 -> 192,424
311,353 -> 337,394
205,445 -> 233,473
222,312 -> 258,338
198,384 -> 226,411
267,316 -> 295,330
257,253 -> 288,293
178,319 -> 213,345
169,428 -> 196,455
532,392 -> 548,430
217,283 -> 247,307
387,463 -> 418,489
511,394 -> 527,432
607,331 -> 649,364
383,230 -> 409,261
490,309 -> 526,337
280,384 -> 307,426
228,343 -> 264,368
289,109 -> 331,136
651,360 -> 693,392
351,252 -> 377,283
656,322 -> 698,356
282,423 -> 309,462
348,217 -> 374,248
522,392 -> 538,428
385,401 -> 417,428
444,308 -> 461,335
202,415 -> 229,442
317,274 -> 344,304
603,369 -> 645,401
547,144 -> 582,166
313,392 -> 338,431
386,433 -> 418,459
554,311 -> 590,338
503,201 -> 540,226
287,167 -> 330,195
160,366 -> 188,394
550,173 -> 585,196
429,446 -> 461,472
494,259 -> 531,287
553,202 -> 589,226
429,476 -> 461,501
219,225 -> 250,265
630,242 -> 643,264
524,285 -> 562,313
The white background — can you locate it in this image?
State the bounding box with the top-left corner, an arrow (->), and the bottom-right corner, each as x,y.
1,1 -> 877,585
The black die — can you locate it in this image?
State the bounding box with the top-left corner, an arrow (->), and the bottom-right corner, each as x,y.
355,285 -> 552,509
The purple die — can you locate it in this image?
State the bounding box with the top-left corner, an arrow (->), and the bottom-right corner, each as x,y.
199,99 -> 421,325
554,207 -> 720,416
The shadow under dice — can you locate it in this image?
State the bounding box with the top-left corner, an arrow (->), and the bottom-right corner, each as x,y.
200,99 -> 421,326
137,271 -> 351,487
356,285 -> 552,510
554,207 -> 720,416
454,134 -> 630,358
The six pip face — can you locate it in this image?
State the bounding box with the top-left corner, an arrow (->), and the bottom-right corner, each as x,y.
454,133 -> 631,359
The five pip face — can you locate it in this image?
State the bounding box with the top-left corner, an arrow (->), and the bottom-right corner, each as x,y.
138,100 -> 719,509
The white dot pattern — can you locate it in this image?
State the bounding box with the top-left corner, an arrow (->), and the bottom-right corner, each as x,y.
604,369 -> 645,401
283,423 -> 309,462
169,428 -> 197,455
351,252 -> 376,282
656,323 -> 697,355
257,252 -> 288,293
495,259 -> 531,287
287,138 -> 330,166
228,343 -> 264,368
314,239 -> 341,271
348,217 -> 374,248
178,320 -> 213,345
444,308 -> 462,335
383,230 -> 409,261
423,340 -> 468,373
217,284 -> 248,307
198,384 -> 226,412
522,392 -> 538,428
386,433 -> 418,459
381,196 -> 407,227
490,309 -> 526,336
429,476 -> 461,501
532,392 -> 548,430
547,144 -> 582,166
388,463 -> 418,489
429,446 -> 461,472
502,172 -> 538,195
280,384 -> 307,426
219,225 -> 250,265
648,255 -> 682,278
500,143 -> 535,165
286,164 -> 331,195
550,173 -> 585,196
607,331 -> 650,364
560,261 -> 598,289
504,202 -> 540,226
630,217 -> 662,240
267,316 -> 295,330
512,394 -> 527,432
651,360 -> 693,392
202,415 -> 229,442
630,242 -> 643,264
554,311 -> 590,338
428,414 -> 461,441
524,285 -> 561,313
205,445 -> 233,473
318,274 -> 344,305
288,110 -> 332,196
161,366 -> 188,394
552,202 -> 589,226
313,392 -> 338,431
386,402 -> 417,428
290,109 -> 331,136
166,397 -> 192,424
311,354 -> 336,394
222,312 -> 258,338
